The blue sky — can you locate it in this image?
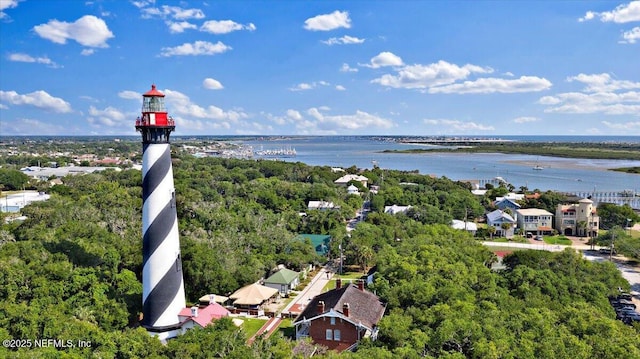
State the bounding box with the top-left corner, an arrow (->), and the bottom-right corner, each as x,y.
1,0 -> 639,136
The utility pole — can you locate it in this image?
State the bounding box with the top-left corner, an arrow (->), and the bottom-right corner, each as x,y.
610,230 -> 615,261
589,212 -> 594,251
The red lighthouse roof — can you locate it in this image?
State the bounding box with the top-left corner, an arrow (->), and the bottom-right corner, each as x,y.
143,84 -> 165,97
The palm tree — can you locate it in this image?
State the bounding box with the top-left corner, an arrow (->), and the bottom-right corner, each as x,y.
488,225 -> 497,240
577,220 -> 587,237
501,222 -> 513,239
356,245 -> 374,273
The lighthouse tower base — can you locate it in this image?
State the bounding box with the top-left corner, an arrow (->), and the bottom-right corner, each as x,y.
146,327 -> 183,342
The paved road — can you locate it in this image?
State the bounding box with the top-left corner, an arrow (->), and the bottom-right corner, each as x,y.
281,266 -> 334,316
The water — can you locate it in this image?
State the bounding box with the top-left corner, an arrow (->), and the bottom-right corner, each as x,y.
236,136 -> 640,193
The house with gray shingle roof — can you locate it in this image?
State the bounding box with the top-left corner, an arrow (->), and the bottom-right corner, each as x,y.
263,268 -> 300,296
294,279 -> 385,352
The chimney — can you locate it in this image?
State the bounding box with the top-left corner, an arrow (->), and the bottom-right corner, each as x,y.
190,306 -> 198,317
317,300 -> 325,314
343,303 -> 350,317
336,278 -> 342,289
209,294 -> 216,305
357,279 -> 365,291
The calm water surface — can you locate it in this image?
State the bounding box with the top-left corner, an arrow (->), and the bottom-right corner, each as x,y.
240,136 -> 640,193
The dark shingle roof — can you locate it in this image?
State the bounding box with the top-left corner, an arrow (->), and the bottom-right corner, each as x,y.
294,283 -> 385,330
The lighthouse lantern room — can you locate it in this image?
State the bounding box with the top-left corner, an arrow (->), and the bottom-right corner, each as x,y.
135,84 -> 176,144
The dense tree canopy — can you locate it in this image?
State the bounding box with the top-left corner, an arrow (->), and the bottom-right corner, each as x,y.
1,151 -> 638,358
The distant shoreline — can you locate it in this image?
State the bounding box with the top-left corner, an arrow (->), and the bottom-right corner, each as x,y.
382,141 -> 640,161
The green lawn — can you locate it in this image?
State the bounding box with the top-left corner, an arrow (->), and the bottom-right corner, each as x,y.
335,269 -> 364,280
542,236 -> 573,245
275,319 -> 295,339
242,318 -> 267,338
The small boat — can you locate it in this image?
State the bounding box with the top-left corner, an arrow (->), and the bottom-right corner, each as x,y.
533,165 -> 543,170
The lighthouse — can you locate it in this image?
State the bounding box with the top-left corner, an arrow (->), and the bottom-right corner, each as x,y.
135,84 -> 186,340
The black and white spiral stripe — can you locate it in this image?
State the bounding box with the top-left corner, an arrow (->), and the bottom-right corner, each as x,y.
141,143 -> 186,329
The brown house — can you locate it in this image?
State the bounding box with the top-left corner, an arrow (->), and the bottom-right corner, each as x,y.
294,279 -> 385,352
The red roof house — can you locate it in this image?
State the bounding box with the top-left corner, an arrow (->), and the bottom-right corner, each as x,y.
178,302 -> 230,332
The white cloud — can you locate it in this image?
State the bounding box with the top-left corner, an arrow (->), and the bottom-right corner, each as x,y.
289,81 -> 330,91
167,21 -> 197,33
568,73 -> 640,92
118,90 -> 140,100
203,78 -> 224,90
621,26 -> 640,43
322,35 -> 365,45
362,51 -> 404,69
579,1 -> 640,23
163,89 -> 248,122
513,117 -> 540,124
200,20 -> 256,34
340,63 -> 358,72
159,41 -> 231,57
539,91 -> 640,115
423,118 -> 494,131
0,0 -> 20,19
335,85 -> 346,91
0,90 -> 72,113
142,5 -> 205,20
306,107 -> 394,131
537,73 -> 640,115
286,109 -> 302,120
372,60 -> 492,89
33,15 -> 114,48
8,53 -> 59,68
601,120 -> 640,130
428,76 -> 552,94
304,10 -> 351,31
87,106 -> 127,127
80,49 -> 95,56
290,83 -> 313,91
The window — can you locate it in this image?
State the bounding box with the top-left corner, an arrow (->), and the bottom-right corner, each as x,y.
326,329 -> 332,340
334,330 -> 341,341
330,317 -> 336,325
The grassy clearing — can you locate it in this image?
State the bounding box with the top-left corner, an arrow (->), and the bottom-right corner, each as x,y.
242,318 -> 268,338
542,236 -> 573,245
275,319 -> 295,339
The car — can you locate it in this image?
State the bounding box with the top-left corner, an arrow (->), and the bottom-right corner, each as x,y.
621,313 -> 640,325
610,298 -> 635,306
599,248 -> 616,255
616,294 -> 634,302
615,306 -> 638,314
534,235 -> 543,241
526,233 -> 533,239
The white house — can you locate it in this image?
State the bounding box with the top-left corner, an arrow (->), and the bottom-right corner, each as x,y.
308,200 -> 338,211
334,174 -> 369,187
347,184 -> 360,195
384,205 -> 412,215
486,209 -> 516,238
516,208 -> 554,236
451,219 -> 478,235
